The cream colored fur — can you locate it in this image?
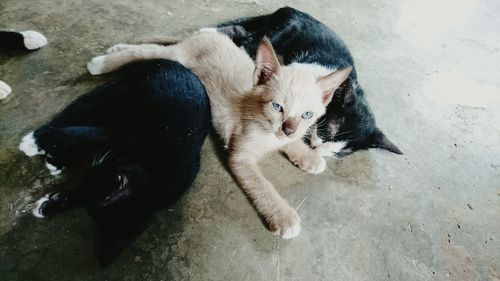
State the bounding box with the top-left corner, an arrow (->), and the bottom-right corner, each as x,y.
87,30 -> 351,238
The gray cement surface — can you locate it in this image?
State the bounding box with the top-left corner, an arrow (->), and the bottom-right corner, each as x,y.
1,0 -> 499,280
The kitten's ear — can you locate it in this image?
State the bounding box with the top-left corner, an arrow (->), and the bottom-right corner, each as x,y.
342,80 -> 356,106
369,129 -> 403,155
318,66 -> 352,105
254,37 -> 280,85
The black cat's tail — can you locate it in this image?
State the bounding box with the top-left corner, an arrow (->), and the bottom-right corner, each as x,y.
0,30 -> 47,50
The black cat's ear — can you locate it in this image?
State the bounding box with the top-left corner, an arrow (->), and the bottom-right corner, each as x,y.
318,66 -> 352,105
254,37 -> 280,85
342,80 -> 356,106
369,129 -> 403,154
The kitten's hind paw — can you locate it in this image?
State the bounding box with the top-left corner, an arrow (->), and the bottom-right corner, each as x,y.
32,192 -> 69,218
20,30 -> 47,50
45,161 -> 63,176
105,44 -> 133,54
32,194 -> 50,218
19,131 -> 45,157
87,55 -> 108,75
0,80 -> 12,100
268,206 -> 301,240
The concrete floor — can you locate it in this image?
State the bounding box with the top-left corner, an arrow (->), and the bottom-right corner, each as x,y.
1,0 -> 499,280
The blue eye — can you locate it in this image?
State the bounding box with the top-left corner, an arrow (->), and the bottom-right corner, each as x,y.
301,111 -> 313,119
272,102 -> 283,112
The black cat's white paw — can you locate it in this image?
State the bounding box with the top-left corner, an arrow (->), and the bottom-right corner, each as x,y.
87,55 -> 107,75
19,131 -> 45,157
318,141 -> 347,157
0,80 -> 12,100
45,161 -> 63,176
20,30 -> 47,50
32,194 -> 50,218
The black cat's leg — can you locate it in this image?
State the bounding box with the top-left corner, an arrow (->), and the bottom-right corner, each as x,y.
32,189 -> 82,218
217,13 -> 272,33
0,31 -> 25,49
20,126 -> 113,175
216,7 -> 301,58
0,30 -> 47,50
215,14 -> 272,56
39,126 -> 113,173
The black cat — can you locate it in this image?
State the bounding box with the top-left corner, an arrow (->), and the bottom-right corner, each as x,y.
0,30 -> 47,99
217,7 -> 402,156
19,59 -> 211,265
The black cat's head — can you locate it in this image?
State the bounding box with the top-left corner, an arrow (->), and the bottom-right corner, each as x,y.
317,78 -> 402,157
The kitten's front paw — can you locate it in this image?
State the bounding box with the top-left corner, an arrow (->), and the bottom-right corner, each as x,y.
318,141 -> 347,157
267,206 -> 301,239
45,161 -> 63,176
290,150 -> 326,174
0,80 -> 12,100
105,44 -> 133,54
20,30 -> 48,50
87,55 -> 108,75
32,192 -> 68,218
19,131 -> 45,157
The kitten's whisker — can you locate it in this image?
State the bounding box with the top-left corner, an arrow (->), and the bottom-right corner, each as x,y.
99,149 -> 112,165
91,152 -> 98,167
335,130 -> 352,138
315,119 -> 327,126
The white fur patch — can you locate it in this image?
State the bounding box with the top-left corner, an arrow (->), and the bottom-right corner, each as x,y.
32,194 -> 50,218
328,141 -> 347,153
87,55 -> 107,75
281,223 -> 301,240
19,132 -> 45,156
318,141 -> 347,157
198,27 -> 218,34
0,80 -> 12,100
45,161 -> 62,176
20,30 -> 47,50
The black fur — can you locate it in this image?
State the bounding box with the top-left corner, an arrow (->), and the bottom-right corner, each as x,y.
29,59 -> 210,265
218,7 -> 402,155
0,31 -> 27,50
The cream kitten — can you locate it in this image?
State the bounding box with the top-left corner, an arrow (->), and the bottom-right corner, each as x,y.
87,30 -> 351,239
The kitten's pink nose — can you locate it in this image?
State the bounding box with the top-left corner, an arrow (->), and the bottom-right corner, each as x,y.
281,117 -> 299,136
283,127 -> 294,136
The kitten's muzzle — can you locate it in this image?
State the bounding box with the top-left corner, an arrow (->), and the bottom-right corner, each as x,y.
281,117 -> 299,137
